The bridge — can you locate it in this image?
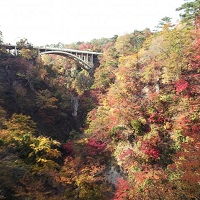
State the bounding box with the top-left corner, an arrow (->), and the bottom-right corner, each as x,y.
1,44 -> 102,72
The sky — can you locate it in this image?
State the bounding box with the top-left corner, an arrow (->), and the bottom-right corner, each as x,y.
1,0 -> 185,46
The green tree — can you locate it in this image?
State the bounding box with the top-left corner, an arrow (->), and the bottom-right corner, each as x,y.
115,30 -> 151,56
156,16 -> 174,30
73,70 -> 93,95
16,38 -> 38,60
177,0 -> 200,28
16,38 -> 32,48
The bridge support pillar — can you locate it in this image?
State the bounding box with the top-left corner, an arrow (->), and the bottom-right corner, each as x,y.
14,46 -> 18,56
91,54 -> 94,67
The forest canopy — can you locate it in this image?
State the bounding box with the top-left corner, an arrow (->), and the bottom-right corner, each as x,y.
0,0 -> 200,199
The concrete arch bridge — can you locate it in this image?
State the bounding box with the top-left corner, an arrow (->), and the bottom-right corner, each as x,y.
2,44 -> 102,72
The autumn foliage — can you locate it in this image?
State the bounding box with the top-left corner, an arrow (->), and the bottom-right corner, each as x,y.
0,1 -> 200,199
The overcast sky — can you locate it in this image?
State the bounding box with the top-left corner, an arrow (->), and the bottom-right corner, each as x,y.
1,0 -> 185,46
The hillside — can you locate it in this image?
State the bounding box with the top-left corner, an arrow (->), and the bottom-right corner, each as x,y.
0,1 -> 200,199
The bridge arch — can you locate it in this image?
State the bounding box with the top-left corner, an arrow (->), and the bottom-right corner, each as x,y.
1,44 -> 102,73
40,51 -> 92,72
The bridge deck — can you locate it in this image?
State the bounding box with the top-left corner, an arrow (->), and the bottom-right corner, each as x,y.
1,44 -> 102,55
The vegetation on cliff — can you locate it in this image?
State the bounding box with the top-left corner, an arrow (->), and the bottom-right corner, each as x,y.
0,1 -> 200,199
